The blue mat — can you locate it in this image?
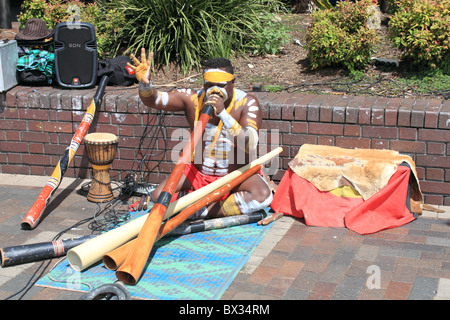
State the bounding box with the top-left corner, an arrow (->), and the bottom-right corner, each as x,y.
36,210 -> 272,300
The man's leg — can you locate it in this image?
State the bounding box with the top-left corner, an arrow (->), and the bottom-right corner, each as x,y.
208,173 -> 273,218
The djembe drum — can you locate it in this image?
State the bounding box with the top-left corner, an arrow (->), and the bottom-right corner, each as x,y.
84,132 -> 118,202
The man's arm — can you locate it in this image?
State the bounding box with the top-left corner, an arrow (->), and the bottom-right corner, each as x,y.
128,48 -> 190,113
237,96 -> 262,155
211,93 -> 262,155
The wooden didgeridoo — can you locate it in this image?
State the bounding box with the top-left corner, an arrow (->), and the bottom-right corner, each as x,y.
21,75 -> 109,230
66,147 -> 282,271
115,105 -> 214,285
103,164 -> 262,270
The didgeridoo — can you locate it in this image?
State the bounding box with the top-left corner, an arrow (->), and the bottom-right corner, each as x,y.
0,235 -> 96,267
103,164 -> 262,270
66,147 -> 282,271
170,211 -> 265,235
21,76 -> 110,230
115,104 -> 214,285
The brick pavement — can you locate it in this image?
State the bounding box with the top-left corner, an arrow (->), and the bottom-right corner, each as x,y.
0,174 -> 449,300
224,211 -> 450,300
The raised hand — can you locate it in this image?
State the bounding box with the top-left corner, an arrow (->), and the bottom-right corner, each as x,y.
128,48 -> 153,85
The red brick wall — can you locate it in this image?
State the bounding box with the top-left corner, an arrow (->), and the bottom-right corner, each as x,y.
1,86 -> 449,206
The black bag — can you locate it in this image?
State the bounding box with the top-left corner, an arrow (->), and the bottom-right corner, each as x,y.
18,69 -> 49,85
97,56 -> 137,86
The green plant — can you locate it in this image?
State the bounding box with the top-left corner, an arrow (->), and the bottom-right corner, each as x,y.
104,0 -> 286,74
389,0 -> 450,74
396,70 -> 450,96
18,0 -> 58,28
248,17 -> 291,56
17,0 -> 126,59
305,0 -> 380,72
82,3 -> 127,58
263,84 -> 285,92
18,0 -> 86,28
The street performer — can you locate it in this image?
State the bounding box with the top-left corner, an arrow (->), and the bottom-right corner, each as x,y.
128,48 -> 273,219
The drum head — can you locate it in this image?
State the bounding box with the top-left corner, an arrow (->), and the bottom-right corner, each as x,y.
84,132 -> 118,144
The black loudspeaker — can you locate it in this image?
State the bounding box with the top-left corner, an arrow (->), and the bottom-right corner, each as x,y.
54,22 -> 97,88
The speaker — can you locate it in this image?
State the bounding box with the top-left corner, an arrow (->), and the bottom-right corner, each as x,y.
54,22 -> 97,88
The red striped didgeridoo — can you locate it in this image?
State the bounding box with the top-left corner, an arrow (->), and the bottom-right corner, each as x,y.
21,75 -> 110,230
115,104 -> 214,285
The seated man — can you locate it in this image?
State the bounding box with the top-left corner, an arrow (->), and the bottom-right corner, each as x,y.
129,49 -> 272,219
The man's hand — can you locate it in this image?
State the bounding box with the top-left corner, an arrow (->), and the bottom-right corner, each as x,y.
205,93 -> 225,115
128,48 -> 153,84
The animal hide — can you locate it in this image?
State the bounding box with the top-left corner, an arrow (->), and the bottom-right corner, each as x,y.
288,144 -> 423,213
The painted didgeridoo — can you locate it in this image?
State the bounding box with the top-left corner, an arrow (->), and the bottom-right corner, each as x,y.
169,211 -> 265,235
21,76 -> 110,230
0,235 -> 96,267
115,104 -> 214,285
103,164 -> 262,270
66,147 -> 282,271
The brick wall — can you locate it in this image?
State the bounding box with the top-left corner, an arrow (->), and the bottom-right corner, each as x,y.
1,85 -> 449,206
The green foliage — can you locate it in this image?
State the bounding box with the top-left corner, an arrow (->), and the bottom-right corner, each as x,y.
17,0 -> 126,59
82,4 -> 127,58
103,0 -> 287,74
18,0 -> 59,28
263,84 -> 286,92
248,17 -> 291,56
305,0 -> 380,72
396,70 -> 450,96
388,0 -> 450,74
314,0 -> 334,10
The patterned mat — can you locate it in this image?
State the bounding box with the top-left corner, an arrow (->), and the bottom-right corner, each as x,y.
36,211 -> 272,300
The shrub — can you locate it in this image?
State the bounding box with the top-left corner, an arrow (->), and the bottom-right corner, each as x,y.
18,0 -> 57,28
103,0 -> 287,74
17,0 -> 126,59
248,16 -> 291,56
305,0 -> 380,72
388,0 -> 450,74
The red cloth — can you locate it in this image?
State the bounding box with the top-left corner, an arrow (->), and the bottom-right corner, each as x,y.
172,163 -> 264,202
271,165 -> 415,234
182,163 -> 231,202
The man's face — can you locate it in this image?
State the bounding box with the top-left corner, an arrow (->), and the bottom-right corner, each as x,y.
203,67 -> 235,105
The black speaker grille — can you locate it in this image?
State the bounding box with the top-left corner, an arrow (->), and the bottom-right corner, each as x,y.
54,23 -> 97,88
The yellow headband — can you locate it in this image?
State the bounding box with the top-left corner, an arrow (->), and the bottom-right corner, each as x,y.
203,69 -> 234,83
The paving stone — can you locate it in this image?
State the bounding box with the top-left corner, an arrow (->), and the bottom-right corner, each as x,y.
409,276 -> 440,300
434,278 -> 450,300
385,281 -> 413,300
333,275 -> 366,300
355,245 -> 380,262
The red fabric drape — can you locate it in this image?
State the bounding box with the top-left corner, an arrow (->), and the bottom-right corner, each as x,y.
271,165 -> 415,234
